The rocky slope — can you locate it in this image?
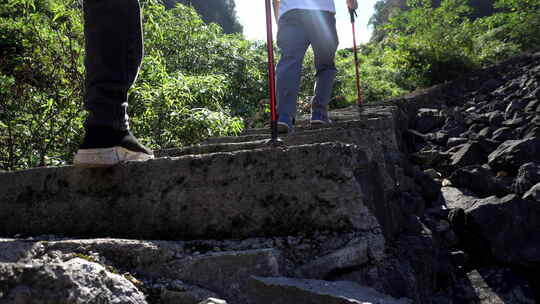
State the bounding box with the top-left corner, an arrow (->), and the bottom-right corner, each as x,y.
396,50 -> 540,303
0,51 -> 539,304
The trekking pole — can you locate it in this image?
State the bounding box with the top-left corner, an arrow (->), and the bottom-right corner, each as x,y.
265,0 -> 279,144
349,8 -> 363,108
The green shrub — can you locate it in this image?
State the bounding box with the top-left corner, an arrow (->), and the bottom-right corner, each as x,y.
0,0 -> 261,170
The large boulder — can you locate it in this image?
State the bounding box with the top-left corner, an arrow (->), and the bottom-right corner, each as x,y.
453,268 -> 536,304
295,235 -> 385,279
0,258 -> 147,304
465,194 -> 540,267
449,142 -> 487,168
161,249 -> 282,304
415,109 -> 445,133
487,137 -> 540,173
449,165 -> 512,198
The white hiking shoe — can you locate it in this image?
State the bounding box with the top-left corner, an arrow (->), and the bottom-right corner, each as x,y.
73,126 -> 154,167
74,146 -> 154,167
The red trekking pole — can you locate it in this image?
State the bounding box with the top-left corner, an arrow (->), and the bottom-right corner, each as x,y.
349,8 -> 363,108
265,0 -> 279,144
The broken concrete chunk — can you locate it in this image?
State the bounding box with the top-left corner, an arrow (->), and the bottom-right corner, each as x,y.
295,235 -> 385,279
167,249 -> 281,304
248,276 -> 411,304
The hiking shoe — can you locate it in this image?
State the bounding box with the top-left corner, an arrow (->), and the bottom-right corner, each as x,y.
277,115 -> 294,134
74,126 -> 154,167
311,109 -> 331,125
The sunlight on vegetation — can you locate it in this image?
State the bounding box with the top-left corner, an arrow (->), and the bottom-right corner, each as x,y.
0,0 -> 538,170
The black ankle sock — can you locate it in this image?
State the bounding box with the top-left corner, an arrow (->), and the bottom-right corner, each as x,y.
80,126 -> 152,155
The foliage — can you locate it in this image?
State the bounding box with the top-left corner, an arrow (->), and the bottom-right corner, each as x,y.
140,1 -> 269,119
380,0 -> 478,86
356,0 -> 538,89
0,0 -> 261,171
1,0 -> 539,171
163,0 -> 243,34
481,0 -> 540,51
369,0 -> 496,43
0,0 -> 85,170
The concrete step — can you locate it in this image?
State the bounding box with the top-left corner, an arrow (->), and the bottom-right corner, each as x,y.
0,105 -> 407,241
239,104 -> 398,136
200,119 -> 372,146
0,143 -> 381,240
159,105 -> 402,158
158,118 -> 397,163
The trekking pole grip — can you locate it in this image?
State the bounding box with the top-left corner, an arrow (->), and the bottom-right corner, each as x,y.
349,8 -> 357,23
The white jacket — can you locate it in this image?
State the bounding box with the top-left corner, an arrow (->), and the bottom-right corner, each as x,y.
278,0 -> 336,18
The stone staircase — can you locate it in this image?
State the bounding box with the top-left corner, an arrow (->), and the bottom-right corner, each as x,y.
0,104 -> 406,240
0,104 -> 419,304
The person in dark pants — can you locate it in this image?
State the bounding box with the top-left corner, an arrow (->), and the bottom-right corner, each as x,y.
272,0 -> 358,133
74,0 -> 153,167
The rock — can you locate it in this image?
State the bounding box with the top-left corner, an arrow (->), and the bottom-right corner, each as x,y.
465,194 -> 540,267
410,146 -> 449,168
441,187 -> 478,209
338,222 -> 438,303
415,108 -> 445,133
0,258 -> 147,304
502,116 -> 526,128
488,137 -> 540,173
295,235 -> 385,279
504,100 -> 524,120
525,99 -> 539,113
512,162 -> 540,194
467,123 -> 485,136
405,129 -> 428,149
447,137 -> 468,147
197,298 -> 227,304
449,142 -> 486,168
423,169 -> 441,179
523,126 -> 540,139
449,250 -> 468,273
441,120 -> 467,138
475,138 -> 501,155
160,282 -> 220,304
441,179 -> 452,186
424,131 -> 449,145
487,111 -> 504,126
475,126 -> 492,139
248,277 -> 411,304
492,127 -> 515,142
479,79 -> 503,94
449,166 -> 512,197
523,183 -> 540,201
453,268 -> 536,304
0,239 -> 45,263
164,249 -> 282,304
412,167 -> 441,203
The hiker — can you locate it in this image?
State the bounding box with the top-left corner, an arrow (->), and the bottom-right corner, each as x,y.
73,0 -> 154,167
272,0 -> 357,133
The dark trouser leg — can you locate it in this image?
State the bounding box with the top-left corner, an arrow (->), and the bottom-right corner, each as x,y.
276,10 -> 310,120
83,0 -> 143,131
306,11 -> 339,113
